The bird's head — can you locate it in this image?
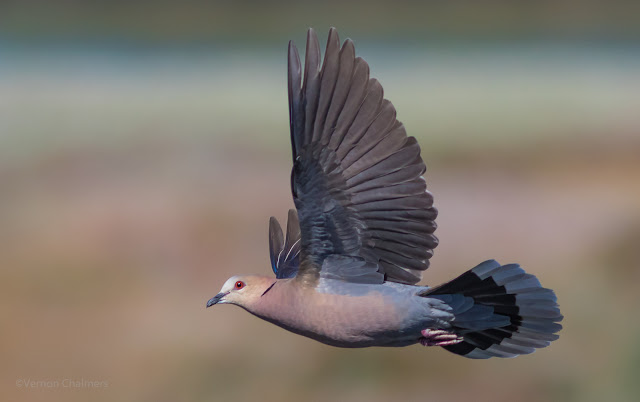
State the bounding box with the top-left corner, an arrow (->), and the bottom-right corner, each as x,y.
206,275 -> 276,309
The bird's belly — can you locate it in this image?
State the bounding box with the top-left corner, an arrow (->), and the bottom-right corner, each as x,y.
259,292 -> 422,348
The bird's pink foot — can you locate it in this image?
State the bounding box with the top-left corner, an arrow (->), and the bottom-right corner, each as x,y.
419,329 -> 463,347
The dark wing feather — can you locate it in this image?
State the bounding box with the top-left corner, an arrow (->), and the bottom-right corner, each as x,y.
286,28 -> 438,285
268,209 -> 301,279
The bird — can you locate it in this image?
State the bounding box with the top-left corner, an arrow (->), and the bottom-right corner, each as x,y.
206,27 -> 563,359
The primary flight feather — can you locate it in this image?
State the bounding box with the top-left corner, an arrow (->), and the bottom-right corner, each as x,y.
207,28 -> 562,359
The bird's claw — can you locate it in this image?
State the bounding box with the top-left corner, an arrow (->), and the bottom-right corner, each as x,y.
419,329 -> 464,347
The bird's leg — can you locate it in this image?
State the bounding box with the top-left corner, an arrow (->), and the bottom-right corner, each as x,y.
419,329 -> 464,347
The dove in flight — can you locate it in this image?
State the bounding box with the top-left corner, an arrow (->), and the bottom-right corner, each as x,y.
206,28 -> 562,359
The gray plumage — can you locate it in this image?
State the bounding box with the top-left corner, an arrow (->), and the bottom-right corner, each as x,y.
207,28 -> 563,359
287,28 -> 437,285
269,209 -> 300,279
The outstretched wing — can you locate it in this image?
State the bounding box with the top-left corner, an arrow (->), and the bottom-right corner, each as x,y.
269,209 -> 301,279
287,28 -> 438,285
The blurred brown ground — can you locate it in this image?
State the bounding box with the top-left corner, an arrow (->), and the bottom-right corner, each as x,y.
1,2 -> 640,402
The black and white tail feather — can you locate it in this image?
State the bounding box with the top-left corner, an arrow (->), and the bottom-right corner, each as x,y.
425,260 -> 563,359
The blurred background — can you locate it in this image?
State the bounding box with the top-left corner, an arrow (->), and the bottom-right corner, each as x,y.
1,1 -> 639,401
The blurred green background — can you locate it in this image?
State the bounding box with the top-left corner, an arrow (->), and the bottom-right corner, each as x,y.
2,1 -> 639,401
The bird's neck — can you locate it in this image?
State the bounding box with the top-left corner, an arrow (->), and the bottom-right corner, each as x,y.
243,279 -> 306,326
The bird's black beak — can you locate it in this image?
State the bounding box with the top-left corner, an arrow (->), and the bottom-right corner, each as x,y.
206,292 -> 228,308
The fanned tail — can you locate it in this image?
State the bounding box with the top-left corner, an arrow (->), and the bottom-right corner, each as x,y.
424,260 -> 563,359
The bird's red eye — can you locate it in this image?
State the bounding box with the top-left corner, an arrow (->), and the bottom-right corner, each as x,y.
235,281 -> 245,289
